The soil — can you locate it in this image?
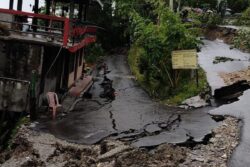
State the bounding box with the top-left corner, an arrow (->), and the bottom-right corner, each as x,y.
219,68 -> 250,86
203,27 -> 236,45
0,116 -> 240,167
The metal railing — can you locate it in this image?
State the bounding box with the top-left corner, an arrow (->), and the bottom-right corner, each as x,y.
0,8 -> 98,52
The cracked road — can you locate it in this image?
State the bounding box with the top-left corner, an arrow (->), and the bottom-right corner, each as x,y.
199,38 -> 250,167
40,54 -> 218,147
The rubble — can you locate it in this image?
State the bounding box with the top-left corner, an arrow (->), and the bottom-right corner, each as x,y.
219,67 -> 250,85
181,95 -> 209,109
0,116 -> 240,167
213,56 -> 239,64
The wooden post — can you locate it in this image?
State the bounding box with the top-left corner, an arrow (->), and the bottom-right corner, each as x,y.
33,0 -> 39,32
9,0 -> 14,10
196,69 -> 199,87
17,0 -> 23,11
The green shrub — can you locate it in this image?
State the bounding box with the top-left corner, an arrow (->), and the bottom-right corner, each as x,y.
127,3 -> 202,98
235,7 -> 250,26
128,45 -> 145,83
227,0 -> 250,13
200,12 -> 222,28
234,29 -> 250,51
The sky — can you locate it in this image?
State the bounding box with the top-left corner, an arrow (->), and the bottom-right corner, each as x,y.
1,0 -> 45,12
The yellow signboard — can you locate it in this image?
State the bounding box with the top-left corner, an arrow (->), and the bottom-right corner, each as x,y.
172,49 -> 198,69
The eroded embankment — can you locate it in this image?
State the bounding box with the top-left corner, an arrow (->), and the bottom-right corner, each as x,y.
0,116 -> 240,167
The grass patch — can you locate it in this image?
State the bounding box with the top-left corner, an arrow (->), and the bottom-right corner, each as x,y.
128,44 -> 145,85
5,117 -> 29,150
165,69 -> 207,105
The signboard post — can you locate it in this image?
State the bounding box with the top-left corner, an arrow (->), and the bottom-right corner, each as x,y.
172,49 -> 199,87
172,49 -> 198,70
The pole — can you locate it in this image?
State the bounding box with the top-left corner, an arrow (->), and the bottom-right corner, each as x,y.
45,0 -> 51,31
33,0 -> 39,32
177,0 -> 181,12
196,69 -> 199,87
30,70 -> 37,121
169,0 -> 174,11
17,0 -> 23,11
9,0 -> 14,10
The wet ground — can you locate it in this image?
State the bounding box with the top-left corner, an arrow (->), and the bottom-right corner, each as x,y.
0,118 -> 239,167
198,39 -> 250,94
199,37 -> 250,167
38,54 -> 218,148
210,91 -> 250,167
1,38 -> 245,167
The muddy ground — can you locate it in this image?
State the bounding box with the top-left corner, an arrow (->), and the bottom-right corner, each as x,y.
0,116 -> 240,167
203,27 -> 236,45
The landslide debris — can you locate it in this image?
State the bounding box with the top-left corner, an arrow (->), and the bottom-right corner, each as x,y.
0,116 -> 240,167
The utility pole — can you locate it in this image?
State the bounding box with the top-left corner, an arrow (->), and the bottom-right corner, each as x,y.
177,0 -> 181,12
17,0 -> 23,11
9,0 -> 14,10
169,0 -> 174,11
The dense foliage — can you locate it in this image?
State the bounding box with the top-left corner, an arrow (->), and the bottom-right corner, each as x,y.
235,7 -> 250,26
227,0 -> 250,13
234,29 -> 250,52
115,0 -> 202,98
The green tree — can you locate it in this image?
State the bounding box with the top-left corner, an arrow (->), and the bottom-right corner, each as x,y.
227,0 -> 250,13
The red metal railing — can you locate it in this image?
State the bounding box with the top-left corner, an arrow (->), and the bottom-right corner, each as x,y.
0,8 -> 97,52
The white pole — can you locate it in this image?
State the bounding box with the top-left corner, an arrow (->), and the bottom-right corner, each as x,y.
169,0 -> 174,11
177,0 -> 181,12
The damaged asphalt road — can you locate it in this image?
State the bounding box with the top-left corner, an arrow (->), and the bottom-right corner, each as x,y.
199,38 -> 250,167
210,90 -> 250,167
37,54 -> 218,148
